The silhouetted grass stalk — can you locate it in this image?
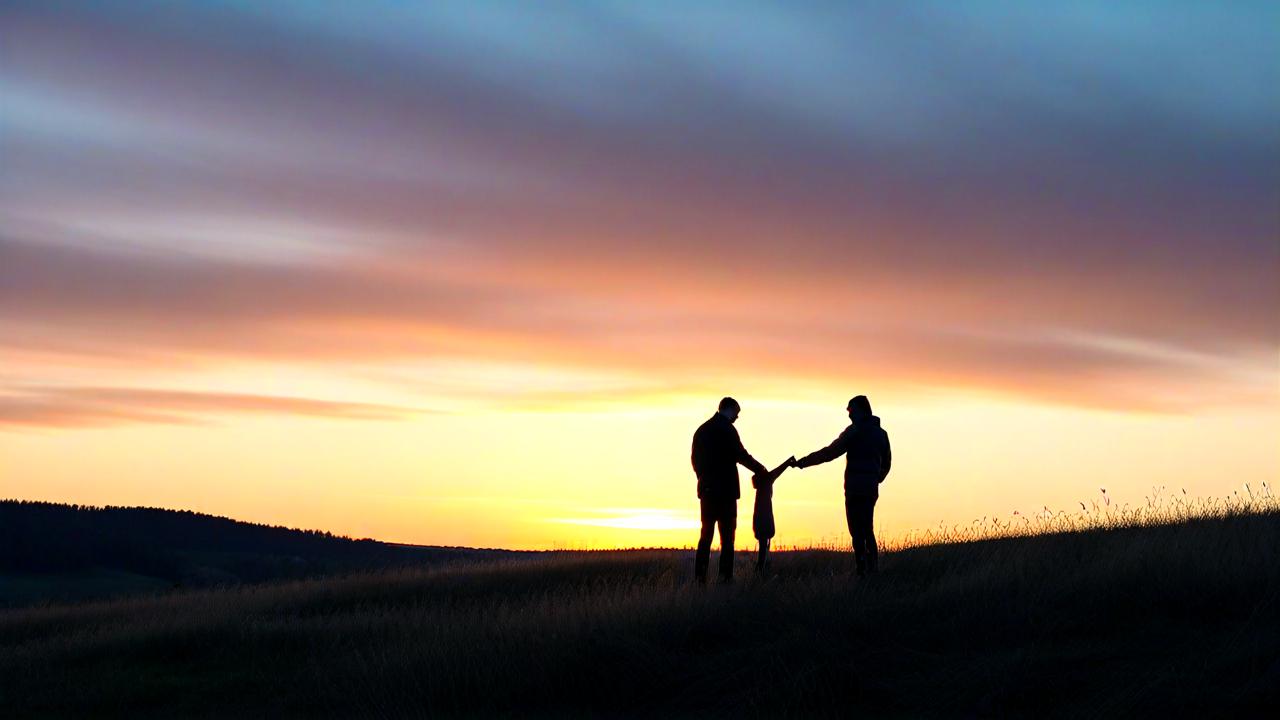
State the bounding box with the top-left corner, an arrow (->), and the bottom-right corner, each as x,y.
878,482 -> 1276,553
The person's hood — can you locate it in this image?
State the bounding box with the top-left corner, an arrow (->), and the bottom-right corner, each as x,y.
856,414 -> 881,429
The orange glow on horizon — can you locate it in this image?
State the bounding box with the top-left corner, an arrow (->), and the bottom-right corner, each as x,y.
4,373 -> 1277,551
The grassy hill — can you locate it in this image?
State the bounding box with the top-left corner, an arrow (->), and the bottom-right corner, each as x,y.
2,509 -> 1276,718
0,500 -> 519,606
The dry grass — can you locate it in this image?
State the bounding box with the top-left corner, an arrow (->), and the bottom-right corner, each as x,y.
1,493 -> 1277,718
882,482 -> 1277,551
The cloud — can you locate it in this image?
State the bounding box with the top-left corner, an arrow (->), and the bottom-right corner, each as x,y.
5,2 -> 1276,254
0,386 -> 427,429
0,3 -> 1275,417
1,235 -> 1274,414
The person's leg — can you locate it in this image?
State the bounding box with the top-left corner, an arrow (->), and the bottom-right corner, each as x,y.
845,495 -> 865,576
756,538 -> 770,573
864,497 -> 879,573
695,500 -> 716,584
718,500 -> 737,582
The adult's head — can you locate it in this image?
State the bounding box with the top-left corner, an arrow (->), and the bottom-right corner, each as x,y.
848,395 -> 872,420
718,396 -> 741,423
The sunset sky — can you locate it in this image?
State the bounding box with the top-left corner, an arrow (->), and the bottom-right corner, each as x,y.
2,2 -> 1277,549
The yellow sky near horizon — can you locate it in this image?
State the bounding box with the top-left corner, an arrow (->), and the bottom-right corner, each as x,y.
4,368 -> 1276,550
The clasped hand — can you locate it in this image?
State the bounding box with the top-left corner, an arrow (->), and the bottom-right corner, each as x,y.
753,456 -> 798,486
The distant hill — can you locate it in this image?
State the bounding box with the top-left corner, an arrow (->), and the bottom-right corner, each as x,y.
0,500 -> 519,606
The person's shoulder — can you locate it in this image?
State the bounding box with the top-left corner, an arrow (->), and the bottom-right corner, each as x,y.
695,415 -> 722,435
696,415 -> 716,438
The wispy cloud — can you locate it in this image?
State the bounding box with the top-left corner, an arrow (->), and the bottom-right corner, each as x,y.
1,235 -> 1273,415
1,2 -> 1275,418
0,386 -> 428,429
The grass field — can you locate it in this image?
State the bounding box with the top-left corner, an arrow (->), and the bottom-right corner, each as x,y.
2,504 -> 1277,718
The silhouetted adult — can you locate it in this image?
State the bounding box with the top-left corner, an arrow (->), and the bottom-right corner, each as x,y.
793,395 -> 892,576
691,397 -> 768,583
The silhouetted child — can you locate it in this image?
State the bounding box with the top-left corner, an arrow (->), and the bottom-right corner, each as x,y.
752,456 -> 795,574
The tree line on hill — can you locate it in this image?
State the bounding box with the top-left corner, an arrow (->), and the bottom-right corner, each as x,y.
0,500 -> 511,588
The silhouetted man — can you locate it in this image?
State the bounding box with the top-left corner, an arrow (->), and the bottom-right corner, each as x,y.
793,395 -> 892,577
691,397 -> 768,583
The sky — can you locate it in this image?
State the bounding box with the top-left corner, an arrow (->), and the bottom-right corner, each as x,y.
2,2 -> 1277,549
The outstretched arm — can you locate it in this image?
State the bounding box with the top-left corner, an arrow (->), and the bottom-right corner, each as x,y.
795,430 -> 849,468
733,428 -> 768,475
754,456 -> 797,487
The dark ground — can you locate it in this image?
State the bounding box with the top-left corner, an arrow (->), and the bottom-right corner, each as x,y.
1,510 -> 1277,718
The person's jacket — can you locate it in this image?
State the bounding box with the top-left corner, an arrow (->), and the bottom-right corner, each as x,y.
691,413 -> 767,501
795,415 -> 892,497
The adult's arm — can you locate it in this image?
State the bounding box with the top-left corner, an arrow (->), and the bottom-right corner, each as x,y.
796,428 -> 850,468
691,423 -> 714,478
732,427 -> 768,475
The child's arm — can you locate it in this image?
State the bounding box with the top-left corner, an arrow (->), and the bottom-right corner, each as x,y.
778,456 -> 797,481
756,456 -> 797,486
